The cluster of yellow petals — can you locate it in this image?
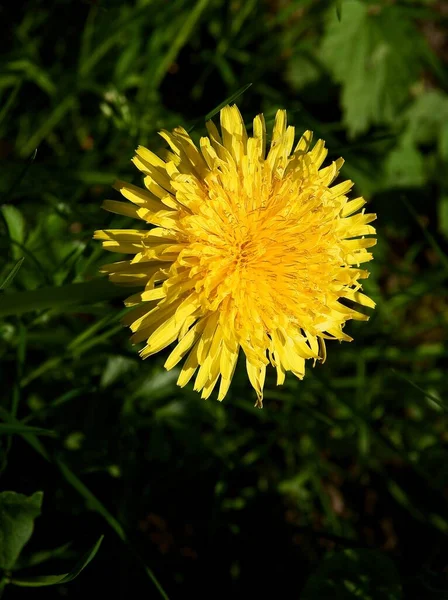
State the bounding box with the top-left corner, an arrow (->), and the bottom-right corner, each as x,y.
94,105 -> 376,407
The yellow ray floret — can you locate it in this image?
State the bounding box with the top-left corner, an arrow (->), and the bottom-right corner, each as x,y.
94,105 -> 376,407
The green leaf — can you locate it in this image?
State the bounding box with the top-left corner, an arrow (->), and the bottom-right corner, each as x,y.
321,0 -> 423,137
301,549 -> 402,599
0,491 -> 43,570
0,278 -> 136,318
0,423 -> 56,437
16,542 -> 73,570
1,205 -> 25,259
0,257 -> 24,290
100,355 -> 137,388
10,535 -> 103,587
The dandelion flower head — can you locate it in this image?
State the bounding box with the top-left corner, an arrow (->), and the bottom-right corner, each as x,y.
94,105 -> 376,407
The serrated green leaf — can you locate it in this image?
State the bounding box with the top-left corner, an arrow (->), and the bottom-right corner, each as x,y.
0,491 -> 43,570
10,535 -> 103,587
302,549 -> 402,599
321,0 -> 423,137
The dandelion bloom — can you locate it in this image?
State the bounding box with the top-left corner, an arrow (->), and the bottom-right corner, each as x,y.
94,105 -> 376,407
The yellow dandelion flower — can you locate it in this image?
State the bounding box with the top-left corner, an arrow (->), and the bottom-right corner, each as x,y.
94,105 -> 376,407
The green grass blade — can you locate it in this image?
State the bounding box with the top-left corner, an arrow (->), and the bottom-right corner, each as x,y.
204,83 -> 253,121
20,97 -> 76,156
0,81 -> 22,127
0,424 -> 56,437
152,0 -> 211,89
187,82 -> 253,133
0,278 -> 134,317
390,369 -> 448,413
0,408 -> 50,462
3,149 -> 37,200
10,536 -> 103,587
56,458 -> 126,541
0,257 -> 25,291
55,459 -> 169,598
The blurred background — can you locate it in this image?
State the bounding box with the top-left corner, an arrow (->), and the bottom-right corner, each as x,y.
1,0 -> 448,598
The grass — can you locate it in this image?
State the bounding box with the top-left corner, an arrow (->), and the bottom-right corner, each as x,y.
1,0 -> 448,598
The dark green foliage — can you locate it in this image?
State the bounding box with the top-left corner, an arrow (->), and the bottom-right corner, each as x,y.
0,492 -> 42,571
1,0 -> 448,598
302,549 -> 402,599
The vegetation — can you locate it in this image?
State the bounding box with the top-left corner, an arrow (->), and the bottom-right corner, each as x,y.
1,0 -> 448,597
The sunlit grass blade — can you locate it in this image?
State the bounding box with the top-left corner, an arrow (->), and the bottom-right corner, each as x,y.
10,536 -> 103,587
